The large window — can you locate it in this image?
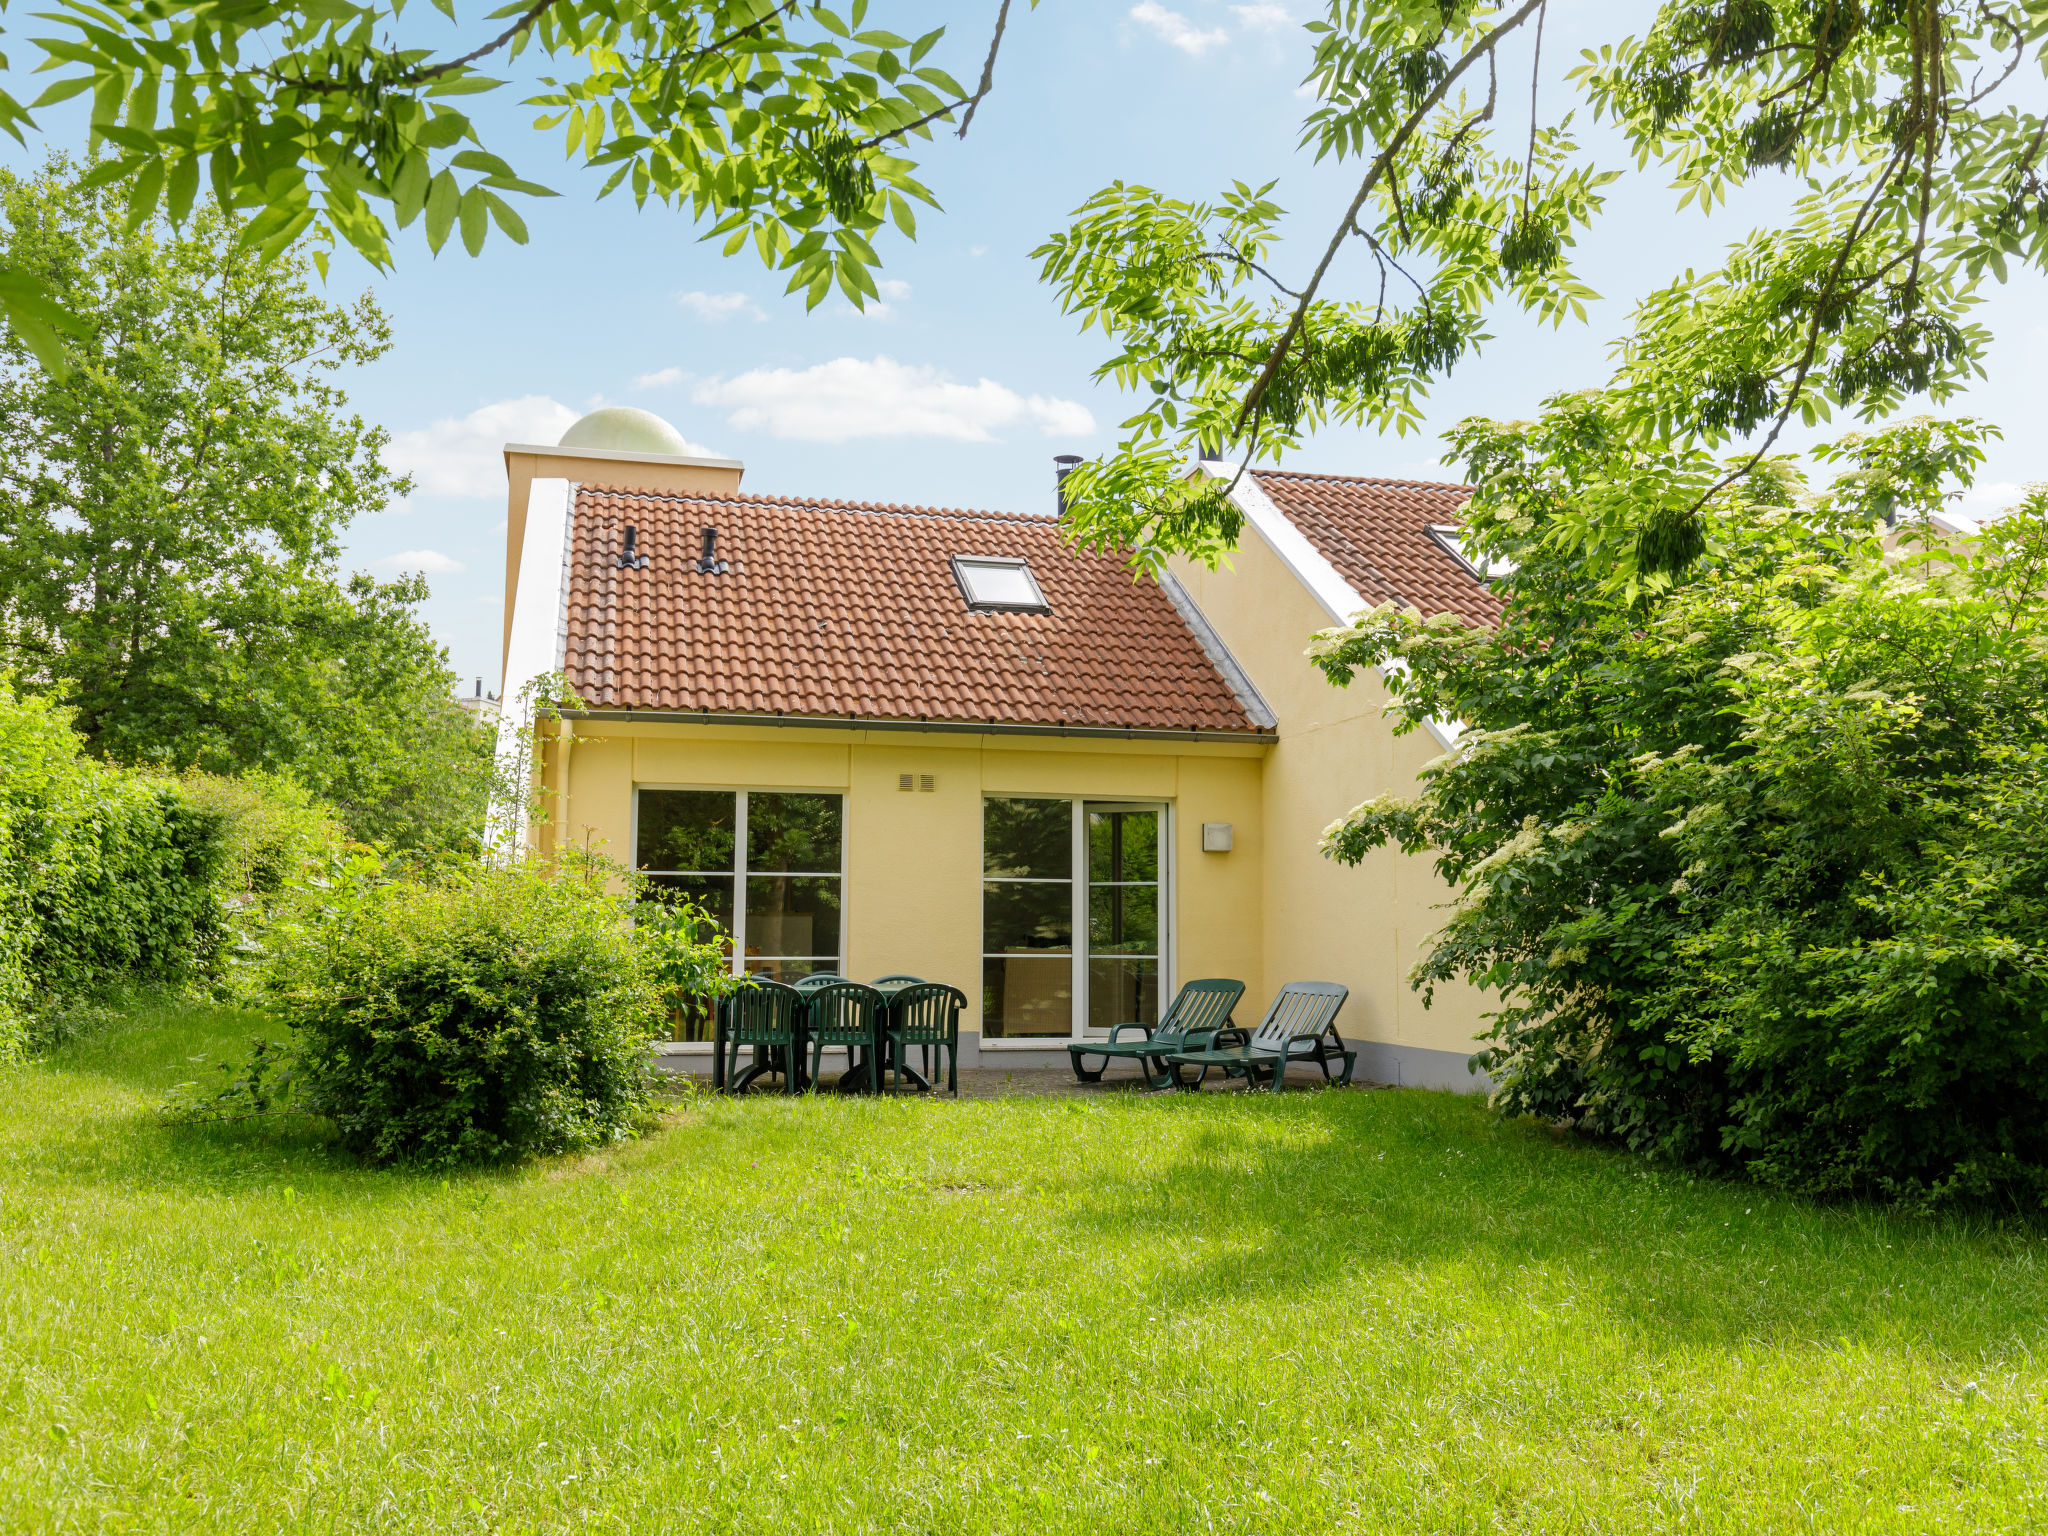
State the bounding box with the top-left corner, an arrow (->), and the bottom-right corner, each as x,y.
637,790 -> 845,1039
982,797 -> 1166,1041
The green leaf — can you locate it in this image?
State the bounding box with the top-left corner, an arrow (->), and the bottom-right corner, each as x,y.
458,185 -> 488,255
164,154 -> 198,226
423,169 -> 459,253
451,149 -> 517,178
480,190 -> 528,244
393,153 -> 431,227
124,158 -> 164,230
30,76 -> 93,109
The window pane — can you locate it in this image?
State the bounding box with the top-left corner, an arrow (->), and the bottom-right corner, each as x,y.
642,875 -> 734,939
638,791 -> 736,872
1089,958 -> 1159,1032
1088,809 -> 1159,884
1089,885 -> 1158,954
984,797 -> 1070,878
983,955 -> 1072,1038
984,880 -> 1072,953
747,792 -> 842,873
664,993 -> 715,1044
744,875 -> 841,959
744,958 -> 843,985
957,559 -> 1042,608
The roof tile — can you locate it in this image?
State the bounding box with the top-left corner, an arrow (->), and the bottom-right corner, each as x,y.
1252,469 -> 1502,627
562,485 -> 1264,734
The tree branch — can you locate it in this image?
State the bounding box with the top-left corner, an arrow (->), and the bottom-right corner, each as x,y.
853,0 -> 1013,150
1232,0 -> 1548,437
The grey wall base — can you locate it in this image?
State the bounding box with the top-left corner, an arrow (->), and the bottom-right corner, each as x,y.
656,1033 -> 1491,1093
1356,1041 -> 1491,1093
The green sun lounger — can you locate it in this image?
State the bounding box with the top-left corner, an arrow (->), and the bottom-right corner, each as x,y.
1067,978 -> 1244,1089
1165,981 -> 1352,1092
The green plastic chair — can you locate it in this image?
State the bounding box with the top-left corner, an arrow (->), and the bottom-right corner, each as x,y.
1067,978 -> 1244,1089
802,980 -> 886,1093
791,973 -> 852,992
870,973 -> 925,992
718,979 -> 806,1095
1165,981 -> 1353,1092
882,982 -> 966,1095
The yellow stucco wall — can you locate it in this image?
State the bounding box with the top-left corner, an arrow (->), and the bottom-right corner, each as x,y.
1169,535 -> 1492,1064
553,720 -> 1267,1041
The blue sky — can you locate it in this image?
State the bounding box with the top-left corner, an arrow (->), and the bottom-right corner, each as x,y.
8,1 -> 2046,691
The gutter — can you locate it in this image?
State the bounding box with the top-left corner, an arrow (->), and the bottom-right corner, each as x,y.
573,708 -> 1276,745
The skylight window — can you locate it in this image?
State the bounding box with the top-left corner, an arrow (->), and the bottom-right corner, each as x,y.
952,556 -> 1050,613
1428,525 -> 1517,582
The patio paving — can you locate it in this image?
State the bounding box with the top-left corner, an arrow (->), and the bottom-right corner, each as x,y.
674,1067 -> 1395,1099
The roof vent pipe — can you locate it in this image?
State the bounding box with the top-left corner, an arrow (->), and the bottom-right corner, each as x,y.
1053,454 -> 1082,516
617,525 -> 649,569
695,526 -> 730,575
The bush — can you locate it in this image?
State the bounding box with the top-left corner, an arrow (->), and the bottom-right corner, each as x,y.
1313,409 -> 2048,1208
0,683 -> 214,1055
263,857 -> 666,1167
0,681 -> 347,1057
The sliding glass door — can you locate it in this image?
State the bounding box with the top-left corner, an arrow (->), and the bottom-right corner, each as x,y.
982,796 -> 1167,1041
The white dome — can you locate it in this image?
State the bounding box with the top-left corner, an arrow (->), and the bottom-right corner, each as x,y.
559,406 -> 697,456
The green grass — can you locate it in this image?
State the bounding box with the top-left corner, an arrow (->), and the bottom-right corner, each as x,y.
3,1004 -> 2047,1534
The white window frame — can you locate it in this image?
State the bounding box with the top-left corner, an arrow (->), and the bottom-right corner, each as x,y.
951,555 -> 1052,614
631,784 -> 849,988
1427,524 -> 1517,582
979,796 -> 1174,1049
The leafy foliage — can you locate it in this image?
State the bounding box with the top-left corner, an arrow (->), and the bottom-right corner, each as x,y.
0,155 -> 493,854
0,680 -> 333,1056
1311,411 -> 2048,1206
1036,0 -> 2048,572
0,0 -> 1016,329
261,852 -> 671,1167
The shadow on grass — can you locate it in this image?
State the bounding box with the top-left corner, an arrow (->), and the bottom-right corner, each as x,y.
1054,1085 -> 2048,1362
14,996 -> 489,1201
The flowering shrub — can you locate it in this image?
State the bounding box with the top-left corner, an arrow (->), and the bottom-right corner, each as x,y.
1314,409 -> 2048,1206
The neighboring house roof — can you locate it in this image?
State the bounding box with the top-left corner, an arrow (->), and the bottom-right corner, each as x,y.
560,485 -> 1269,736
1251,470 -> 1502,627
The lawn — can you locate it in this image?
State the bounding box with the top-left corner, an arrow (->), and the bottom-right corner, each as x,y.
2,1003 -> 2045,1534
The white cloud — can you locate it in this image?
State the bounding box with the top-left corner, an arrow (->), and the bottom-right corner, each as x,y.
691,356 -> 1095,444
969,245 -> 989,258
677,290 -> 765,322
840,278 -> 915,321
386,395 -> 580,500
1231,2 -> 1291,27
1130,1 -> 1229,55
634,366 -> 684,389
371,549 -> 467,576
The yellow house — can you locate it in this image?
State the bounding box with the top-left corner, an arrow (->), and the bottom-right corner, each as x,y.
497,407 -> 1499,1089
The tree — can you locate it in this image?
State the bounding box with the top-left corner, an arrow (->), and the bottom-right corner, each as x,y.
1309,412 -> 2048,1205
0,153 -> 492,853
0,0 -> 1025,370
1035,0 -> 2048,574
4,0 -> 2038,559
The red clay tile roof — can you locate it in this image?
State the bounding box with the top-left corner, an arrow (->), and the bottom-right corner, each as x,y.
1252,470 -> 1503,627
561,486 -> 1266,734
